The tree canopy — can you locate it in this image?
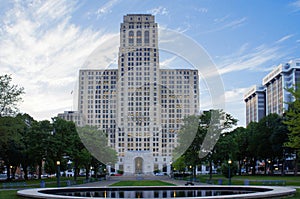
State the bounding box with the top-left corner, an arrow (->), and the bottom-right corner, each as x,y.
0,74 -> 25,117
284,86 -> 300,151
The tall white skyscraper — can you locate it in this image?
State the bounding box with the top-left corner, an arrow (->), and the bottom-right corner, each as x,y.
77,14 -> 199,175
244,59 -> 300,125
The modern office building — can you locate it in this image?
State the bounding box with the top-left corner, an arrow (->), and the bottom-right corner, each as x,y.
77,14 -> 199,175
263,60 -> 300,115
244,85 -> 266,126
57,111 -> 83,126
244,59 -> 300,125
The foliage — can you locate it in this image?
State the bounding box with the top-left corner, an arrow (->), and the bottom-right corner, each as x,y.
199,110 -> 237,159
0,113 -> 111,181
221,161 -> 238,179
77,125 -> 118,165
172,156 -> 186,172
284,86 -> 300,151
174,110 -> 237,179
0,116 -> 25,180
0,74 -> 25,117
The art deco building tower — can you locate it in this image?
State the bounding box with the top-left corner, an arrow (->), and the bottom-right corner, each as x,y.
116,14 -> 160,174
77,14 -> 199,175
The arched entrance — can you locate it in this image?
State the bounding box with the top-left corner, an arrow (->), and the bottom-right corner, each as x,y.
135,157 -> 143,174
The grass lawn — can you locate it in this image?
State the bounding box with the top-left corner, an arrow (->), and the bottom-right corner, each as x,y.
0,190 -> 20,199
0,176 -> 93,199
110,180 -> 175,186
194,175 -> 300,186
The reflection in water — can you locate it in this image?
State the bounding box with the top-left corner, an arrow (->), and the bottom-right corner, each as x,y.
58,189 -> 255,198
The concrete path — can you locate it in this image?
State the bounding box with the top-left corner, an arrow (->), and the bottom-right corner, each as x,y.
75,175 -> 203,187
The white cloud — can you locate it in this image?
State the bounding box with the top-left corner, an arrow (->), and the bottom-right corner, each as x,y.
275,34 -> 294,43
0,0 -> 117,120
195,7 -> 208,14
214,15 -> 230,23
200,86 -> 248,127
224,87 -> 249,104
224,87 -> 249,127
160,56 -> 177,68
148,6 -> 169,16
222,17 -> 247,29
175,23 -> 191,34
95,0 -> 120,17
217,42 -> 287,75
203,17 -> 247,34
290,0 -> 300,11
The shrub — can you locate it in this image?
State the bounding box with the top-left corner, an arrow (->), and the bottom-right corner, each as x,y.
221,162 -> 238,179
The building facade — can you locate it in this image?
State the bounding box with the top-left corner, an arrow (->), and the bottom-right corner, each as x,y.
57,111 -> 83,126
244,85 -> 266,126
244,59 -> 300,125
77,14 -> 199,175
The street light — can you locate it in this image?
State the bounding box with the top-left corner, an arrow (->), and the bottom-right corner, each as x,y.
228,159 -> 232,185
90,166 -> 93,178
56,161 -> 60,187
189,165 -> 193,182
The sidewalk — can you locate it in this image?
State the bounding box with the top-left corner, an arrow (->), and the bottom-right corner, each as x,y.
75,175 -> 203,187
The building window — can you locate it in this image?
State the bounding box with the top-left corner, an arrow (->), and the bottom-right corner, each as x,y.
128,31 -> 134,44
144,31 -> 149,44
137,31 -> 142,44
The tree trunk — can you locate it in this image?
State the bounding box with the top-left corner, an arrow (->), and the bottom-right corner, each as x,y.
294,152 -> 298,176
251,158 -> 256,175
281,158 -> 285,176
22,164 -> 28,180
6,163 -> 11,181
238,160 -> 242,176
38,160 -> 42,179
85,165 -> 89,180
11,166 -> 16,179
209,160 -> 213,181
264,159 -> 267,175
73,161 -> 78,181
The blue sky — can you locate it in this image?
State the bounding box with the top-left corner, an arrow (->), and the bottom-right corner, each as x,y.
1,0 -> 300,127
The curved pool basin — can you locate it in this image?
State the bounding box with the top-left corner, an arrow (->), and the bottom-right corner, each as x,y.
17,185 -> 296,199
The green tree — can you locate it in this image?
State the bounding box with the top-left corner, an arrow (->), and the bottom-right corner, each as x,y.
172,156 -> 186,173
284,86 -> 300,175
284,87 -> 300,150
0,74 -> 25,117
200,110 -> 237,180
0,116 -> 24,180
174,110 -> 237,181
221,161 -> 238,179
232,127 -> 249,175
15,113 -> 36,180
77,125 -> 118,166
173,115 -> 203,180
28,120 -> 53,179
245,114 -> 289,175
246,121 -> 261,175
211,130 -> 238,173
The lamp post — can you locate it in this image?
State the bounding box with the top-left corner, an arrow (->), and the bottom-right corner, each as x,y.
90,166 -> 93,178
56,161 -> 60,187
189,165 -> 192,182
228,159 -> 232,185
268,160 -> 271,175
